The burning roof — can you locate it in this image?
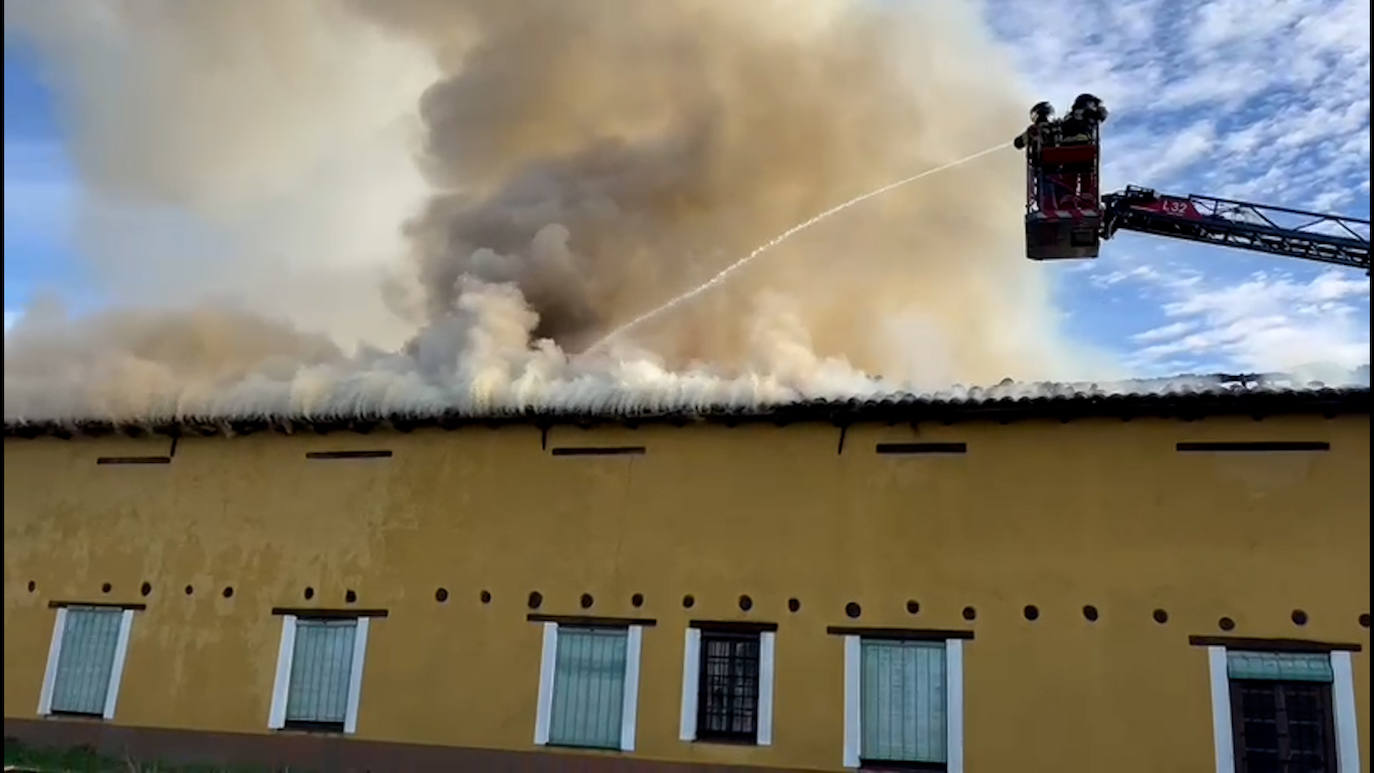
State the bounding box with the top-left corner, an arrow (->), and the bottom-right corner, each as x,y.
5,373 -> 1366,440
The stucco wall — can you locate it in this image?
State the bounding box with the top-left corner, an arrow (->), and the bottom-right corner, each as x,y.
4,414 -> 1369,771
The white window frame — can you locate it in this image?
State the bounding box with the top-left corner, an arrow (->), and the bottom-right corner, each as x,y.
533,622 -> 643,752
678,626 -> 776,745
1206,646 -> 1361,773
37,606 -> 135,720
267,614 -> 370,734
842,636 -> 964,771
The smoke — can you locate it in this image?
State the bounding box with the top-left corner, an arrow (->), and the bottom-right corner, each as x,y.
4,0 -> 1111,423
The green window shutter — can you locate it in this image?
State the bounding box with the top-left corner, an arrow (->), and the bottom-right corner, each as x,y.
860,639 -> 947,763
549,627 -> 627,749
286,619 -> 357,723
1227,651 -> 1333,682
51,607 -> 123,715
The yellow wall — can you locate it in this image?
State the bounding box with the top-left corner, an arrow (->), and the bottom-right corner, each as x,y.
4,414 -> 1369,771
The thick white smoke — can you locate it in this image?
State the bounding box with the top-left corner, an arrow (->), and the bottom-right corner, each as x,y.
4,0 -> 1118,423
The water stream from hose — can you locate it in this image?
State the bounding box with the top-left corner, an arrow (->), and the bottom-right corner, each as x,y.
583,142 -> 1009,354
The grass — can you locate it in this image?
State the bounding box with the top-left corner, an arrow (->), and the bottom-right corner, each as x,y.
3,738 -> 291,773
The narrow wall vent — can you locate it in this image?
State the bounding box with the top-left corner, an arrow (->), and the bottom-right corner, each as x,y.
875,442 -> 967,455
550,446 -> 646,457
304,450 -> 393,460
96,456 -> 171,465
1175,441 -> 1329,453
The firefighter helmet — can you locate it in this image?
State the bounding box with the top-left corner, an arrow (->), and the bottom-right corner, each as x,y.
1030,101 -> 1055,123
1071,93 -> 1108,122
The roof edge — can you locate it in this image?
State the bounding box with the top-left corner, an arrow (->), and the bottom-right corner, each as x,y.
4,388 -> 1368,440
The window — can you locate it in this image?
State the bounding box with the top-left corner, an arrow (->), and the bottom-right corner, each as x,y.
699,631 -> 760,741
1205,646 -> 1360,773
842,636 -> 964,771
678,625 -> 776,745
38,606 -> 135,719
1231,680 -> 1336,771
534,623 -> 643,751
268,615 -> 370,734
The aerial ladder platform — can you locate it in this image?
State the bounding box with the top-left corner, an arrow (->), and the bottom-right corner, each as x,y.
1014,95 -> 1370,273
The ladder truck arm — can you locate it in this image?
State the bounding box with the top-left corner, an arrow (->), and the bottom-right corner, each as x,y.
1101,186 -> 1369,272
1016,95 -> 1371,272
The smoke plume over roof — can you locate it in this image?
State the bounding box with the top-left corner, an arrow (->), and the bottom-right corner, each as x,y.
4,0 -> 1123,423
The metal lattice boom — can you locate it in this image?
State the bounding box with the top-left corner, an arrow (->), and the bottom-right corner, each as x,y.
1102,186 -> 1370,271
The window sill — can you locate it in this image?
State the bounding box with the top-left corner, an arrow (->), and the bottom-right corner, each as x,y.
43,711 -> 106,722
691,736 -> 761,747
858,759 -> 946,772
540,742 -> 624,753
277,721 -> 347,735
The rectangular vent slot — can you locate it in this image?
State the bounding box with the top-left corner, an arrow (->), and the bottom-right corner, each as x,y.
304,450 -> 393,460
875,442 -> 967,455
550,446 -> 647,457
96,456 -> 171,465
1176,441 -> 1329,453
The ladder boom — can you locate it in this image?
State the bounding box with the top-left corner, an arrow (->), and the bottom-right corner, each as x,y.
1101,187 -> 1370,271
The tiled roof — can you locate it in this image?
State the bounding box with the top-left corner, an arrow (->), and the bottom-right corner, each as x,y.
3,374 -> 1368,439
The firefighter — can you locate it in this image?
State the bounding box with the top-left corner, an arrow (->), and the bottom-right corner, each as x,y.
1053,94 -> 1107,208
1013,101 -> 1055,151
1060,93 -> 1107,143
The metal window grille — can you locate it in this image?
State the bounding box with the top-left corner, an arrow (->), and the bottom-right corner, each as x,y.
51,607 -> 123,715
285,619 -> 356,730
696,631 -> 760,742
548,627 -> 627,749
860,639 -> 947,767
1231,680 -> 1337,773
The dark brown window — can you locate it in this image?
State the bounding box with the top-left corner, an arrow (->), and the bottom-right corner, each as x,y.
697,630 -> 760,742
1231,680 -> 1337,772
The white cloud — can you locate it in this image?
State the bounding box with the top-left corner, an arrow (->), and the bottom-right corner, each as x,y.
985,0 -> 1370,211
1114,265 -> 1370,372
1089,265 -> 1163,288
1131,320 -> 1195,342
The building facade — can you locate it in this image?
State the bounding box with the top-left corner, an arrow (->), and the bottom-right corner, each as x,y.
3,388 -> 1370,771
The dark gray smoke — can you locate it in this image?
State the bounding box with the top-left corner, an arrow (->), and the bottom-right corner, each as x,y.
3,0 -> 1115,423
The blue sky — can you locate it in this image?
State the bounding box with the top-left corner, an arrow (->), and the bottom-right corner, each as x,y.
987,0 -> 1370,376
4,35 -> 91,324
4,0 -> 1370,378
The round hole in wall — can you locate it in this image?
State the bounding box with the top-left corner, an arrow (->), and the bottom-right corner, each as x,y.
480,590 -> 492,604
1219,616 -> 1235,631
906,600 -> 920,615
1360,613 -> 1370,628
528,591 -> 543,610
1082,605 -> 1099,622
739,595 -> 753,612
788,598 -> 801,613
1152,608 -> 1169,624
631,593 -> 644,608
435,587 -> 449,603
682,594 -> 695,609
304,587 -> 314,600
845,602 -> 862,619
1023,605 -> 1040,621
140,582 -> 152,597
222,586 -> 234,599
962,606 -> 977,621
27,580 -> 36,593
580,593 -> 594,609
184,585 -> 194,596
101,582 -> 112,594
1291,609 -> 1308,626
345,590 -> 357,604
